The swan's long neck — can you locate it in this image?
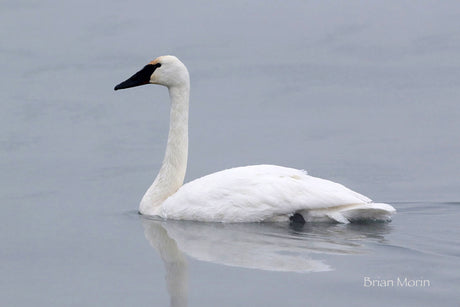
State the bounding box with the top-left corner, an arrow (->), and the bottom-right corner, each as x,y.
140,84 -> 190,215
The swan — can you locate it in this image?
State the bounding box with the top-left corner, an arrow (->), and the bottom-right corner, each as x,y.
114,55 -> 396,223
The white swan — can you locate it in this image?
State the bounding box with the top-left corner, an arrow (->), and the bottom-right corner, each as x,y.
114,55 -> 396,223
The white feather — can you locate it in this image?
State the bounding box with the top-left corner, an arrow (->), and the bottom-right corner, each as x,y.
161,165 -> 391,222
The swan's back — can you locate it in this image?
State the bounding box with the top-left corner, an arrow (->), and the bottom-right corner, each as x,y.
159,165 -> 394,223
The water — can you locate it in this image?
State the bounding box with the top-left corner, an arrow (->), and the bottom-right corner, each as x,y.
1,0 -> 460,306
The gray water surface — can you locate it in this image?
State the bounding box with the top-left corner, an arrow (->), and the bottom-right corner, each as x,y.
1,0 -> 460,306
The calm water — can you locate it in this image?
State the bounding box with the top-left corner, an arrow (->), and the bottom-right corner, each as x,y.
1,0 -> 460,306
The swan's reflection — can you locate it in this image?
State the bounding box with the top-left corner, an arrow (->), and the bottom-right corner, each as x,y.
141,218 -> 391,306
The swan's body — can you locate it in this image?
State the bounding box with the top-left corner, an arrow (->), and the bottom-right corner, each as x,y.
115,55 -> 396,223
158,165 -> 394,223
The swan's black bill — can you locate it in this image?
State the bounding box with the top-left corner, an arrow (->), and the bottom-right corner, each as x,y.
114,63 -> 161,91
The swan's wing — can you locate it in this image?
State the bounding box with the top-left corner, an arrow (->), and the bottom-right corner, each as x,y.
160,165 -> 388,222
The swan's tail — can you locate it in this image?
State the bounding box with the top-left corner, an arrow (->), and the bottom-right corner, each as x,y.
299,203 -> 396,224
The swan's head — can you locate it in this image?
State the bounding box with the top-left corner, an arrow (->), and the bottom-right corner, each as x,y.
114,55 -> 189,90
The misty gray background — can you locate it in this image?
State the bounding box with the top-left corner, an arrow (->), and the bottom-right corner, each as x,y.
1,0 -> 459,306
